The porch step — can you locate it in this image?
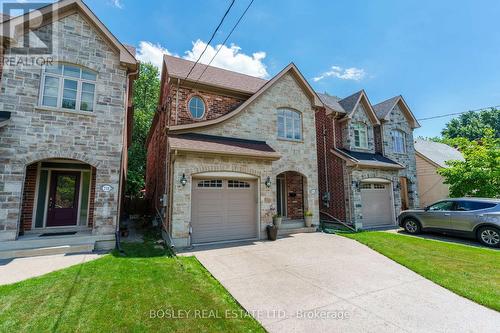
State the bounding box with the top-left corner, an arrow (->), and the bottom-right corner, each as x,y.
278,226 -> 317,236
0,233 -> 113,251
0,244 -> 94,260
280,221 -> 307,229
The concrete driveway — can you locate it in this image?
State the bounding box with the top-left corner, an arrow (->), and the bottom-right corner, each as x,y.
180,233 -> 499,333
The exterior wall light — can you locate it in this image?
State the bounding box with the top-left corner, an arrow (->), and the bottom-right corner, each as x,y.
180,173 -> 187,186
265,176 -> 272,188
352,180 -> 360,190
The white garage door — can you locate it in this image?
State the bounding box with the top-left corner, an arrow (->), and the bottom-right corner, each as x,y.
191,179 -> 258,244
360,182 -> 394,227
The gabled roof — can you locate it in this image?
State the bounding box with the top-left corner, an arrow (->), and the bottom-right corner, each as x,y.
414,138 -> 464,168
317,93 -> 346,113
164,55 -> 267,94
338,90 -> 380,125
332,148 -> 404,170
169,133 -> 281,160
373,95 -> 420,128
0,0 -> 137,69
169,62 -> 323,132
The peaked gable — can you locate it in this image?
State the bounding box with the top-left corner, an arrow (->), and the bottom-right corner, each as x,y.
0,0 -> 137,69
339,90 -> 380,125
169,63 -> 323,132
373,95 -> 420,128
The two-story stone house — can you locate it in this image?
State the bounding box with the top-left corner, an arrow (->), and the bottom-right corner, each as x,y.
146,55 -> 322,247
317,91 -> 420,229
0,0 -> 138,250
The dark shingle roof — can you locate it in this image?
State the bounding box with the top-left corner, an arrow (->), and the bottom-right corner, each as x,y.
339,148 -> 400,165
317,93 -> 346,113
373,96 -> 400,119
338,90 -> 363,114
164,55 -> 267,94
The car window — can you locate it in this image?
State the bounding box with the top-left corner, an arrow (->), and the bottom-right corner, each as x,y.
428,201 -> 456,211
455,201 -> 497,211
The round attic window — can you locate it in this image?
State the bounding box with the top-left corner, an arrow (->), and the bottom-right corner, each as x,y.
188,96 -> 206,119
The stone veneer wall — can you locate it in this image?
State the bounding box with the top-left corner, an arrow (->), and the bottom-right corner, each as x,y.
341,103 -> 375,153
381,103 -> 419,208
0,13 -> 127,240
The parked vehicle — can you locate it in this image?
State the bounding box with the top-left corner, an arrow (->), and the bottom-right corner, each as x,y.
398,198 -> 500,248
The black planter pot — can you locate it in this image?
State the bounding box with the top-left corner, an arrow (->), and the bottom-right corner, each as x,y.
266,225 -> 278,241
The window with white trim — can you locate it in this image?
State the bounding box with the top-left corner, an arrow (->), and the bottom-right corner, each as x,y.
40,63 -> 97,112
277,109 -> 302,140
392,130 -> 406,153
353,122 -> 368,149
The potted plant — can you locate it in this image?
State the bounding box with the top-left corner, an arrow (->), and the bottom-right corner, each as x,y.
304,211 -> 313,227
272,214 -> 282,228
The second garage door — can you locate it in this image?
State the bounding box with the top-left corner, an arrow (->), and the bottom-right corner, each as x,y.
360,182 -> 394,227
191,178 -> 258,244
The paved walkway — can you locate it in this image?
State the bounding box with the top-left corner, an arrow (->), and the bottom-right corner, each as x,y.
0,252 -> 102,285
180,233 -> 499,332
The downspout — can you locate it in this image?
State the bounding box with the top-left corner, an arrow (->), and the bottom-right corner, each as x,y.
175,78 -> 180,125
115,65 -> 139,254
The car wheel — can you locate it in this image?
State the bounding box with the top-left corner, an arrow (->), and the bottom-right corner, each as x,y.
403,218 -> 421,234
477,227 -> 500,248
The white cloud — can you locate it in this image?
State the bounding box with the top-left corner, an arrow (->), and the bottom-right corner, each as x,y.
183,39 -> 268,78
136,41 -> 173,70
313,65 -> 366,82
111,0 -> 123,8
136,39 -> 268,79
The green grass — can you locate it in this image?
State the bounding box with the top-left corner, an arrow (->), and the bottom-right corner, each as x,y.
0,241 -> 264,333
340,231 -> 500,311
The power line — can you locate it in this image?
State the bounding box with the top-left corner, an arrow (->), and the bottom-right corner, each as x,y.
416,105 -> 500,121
193,0 -> 256,85
183,0 -> 236,81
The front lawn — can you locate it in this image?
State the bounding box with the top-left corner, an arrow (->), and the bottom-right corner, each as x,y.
0,242 -> 264,332
341,232 -> 500,311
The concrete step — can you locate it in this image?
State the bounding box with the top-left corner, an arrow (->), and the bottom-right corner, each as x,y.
278,226 -> 317,236
0,244 -> 95,260
280,221 -> 306,229
0,234 -> 113,251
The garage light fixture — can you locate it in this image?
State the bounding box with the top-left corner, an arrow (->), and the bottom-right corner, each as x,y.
352,180 -> 360,190
265,176 -> 272,188
180,173 -> 187,186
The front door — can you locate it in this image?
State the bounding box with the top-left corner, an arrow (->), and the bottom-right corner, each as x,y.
46,171 -> 81,227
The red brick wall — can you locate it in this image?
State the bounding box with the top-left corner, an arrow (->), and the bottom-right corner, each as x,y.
285,171 -> 304,219
88,167 -> 96,228
315,110 -> 346,222
169,83 -> 245,125
374,125 -> 383,154
20,163 -> 38,233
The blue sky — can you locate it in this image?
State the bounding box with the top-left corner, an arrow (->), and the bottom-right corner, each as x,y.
6,0 -> 500,137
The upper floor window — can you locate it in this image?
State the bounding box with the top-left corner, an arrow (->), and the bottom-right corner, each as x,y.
353,122 -> 368,149
277,109 -> 302,141
40,64 -> 97,112
392,130 -> 406,153
188,96 -> 205,119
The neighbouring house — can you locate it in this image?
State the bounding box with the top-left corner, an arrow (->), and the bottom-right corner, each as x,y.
414,138 -> 464,207
316,92 -> 421,229
146,55 -> 321,247
0,0 -> 138,251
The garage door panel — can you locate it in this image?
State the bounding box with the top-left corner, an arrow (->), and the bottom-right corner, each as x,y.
361,183 -> 394,227
191,179 -> 257,244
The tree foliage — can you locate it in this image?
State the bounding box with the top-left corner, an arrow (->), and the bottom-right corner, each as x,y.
441,108 -> 500,140
437,129 -> 500,198
126,63 -> 160,196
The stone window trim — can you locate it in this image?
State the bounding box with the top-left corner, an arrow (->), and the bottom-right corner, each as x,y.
34,106 -> 97,118
38,63 -> 98,114
352,122 -> 369,149
186,93 -> 208,121
277,108 -> 304,142
391,129 -> 407,154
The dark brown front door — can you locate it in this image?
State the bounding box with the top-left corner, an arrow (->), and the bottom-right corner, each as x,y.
46,171 -> 81,227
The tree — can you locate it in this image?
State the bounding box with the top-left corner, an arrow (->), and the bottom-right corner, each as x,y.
126,63 -> 160,196
441,108 -> 500,140
437,129 -> 500,198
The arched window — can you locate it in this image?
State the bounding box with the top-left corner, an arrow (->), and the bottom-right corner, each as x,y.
277,109 -> 302,140
353,122 -> 368,149
188,96 -> 206,119
392,130 -> 406,153
40,63 -> 97,112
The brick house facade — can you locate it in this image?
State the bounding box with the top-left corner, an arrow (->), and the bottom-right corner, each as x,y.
0,0 -> 137,245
